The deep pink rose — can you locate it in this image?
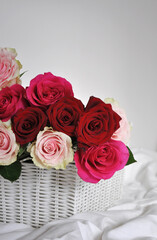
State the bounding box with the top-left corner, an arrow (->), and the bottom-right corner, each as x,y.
76,96 -> 121,146
0,84 -> 28,122
26,72 -> 74,109
74,140 -> 129,183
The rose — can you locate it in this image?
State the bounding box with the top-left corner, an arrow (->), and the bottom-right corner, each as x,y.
0,48 -> 17,58
74,140 -> 129,183
12,107 -> 47,145
76,96 -> 121,146
26,72 -> 74,109
47,96 -> 84,137
29,127 -> 74,169
0,48 -> 22,89
0,84 -> 28,122
0,121 -> 19,166
104,98 -> 131,144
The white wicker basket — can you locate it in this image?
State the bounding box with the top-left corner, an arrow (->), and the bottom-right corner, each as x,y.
0,159 -> 123,228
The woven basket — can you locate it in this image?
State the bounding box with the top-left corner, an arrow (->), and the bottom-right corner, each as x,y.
0,159 -> 123,228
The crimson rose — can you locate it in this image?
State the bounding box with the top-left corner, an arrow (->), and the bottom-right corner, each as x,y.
76,96 -> 121,146
12,107 -> 47,145
75,140 -> 129,183
47,96 -> 84,137
26,72 -> 74,109
0,84 -> 28,122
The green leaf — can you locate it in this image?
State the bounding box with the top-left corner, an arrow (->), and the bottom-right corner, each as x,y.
17,144 -> 31,161
20,71 -> 27,78
0,160 -> 21,182
126,146 -> 137,166
18,144 -> 28,157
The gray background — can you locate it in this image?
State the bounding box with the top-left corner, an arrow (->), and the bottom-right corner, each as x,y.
0,0 -> 157,150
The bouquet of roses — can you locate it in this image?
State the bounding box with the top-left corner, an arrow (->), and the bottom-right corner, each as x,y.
0,48 -> 136,183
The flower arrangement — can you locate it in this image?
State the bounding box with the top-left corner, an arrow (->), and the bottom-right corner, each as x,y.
0,48 -> 136,183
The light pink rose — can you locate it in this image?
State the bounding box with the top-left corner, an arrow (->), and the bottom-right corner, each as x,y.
0,121 -> 19,166
104,98 -> 131,144
74,140 -> 129,183
0,48 -> 22,89
29,127 -> 74,169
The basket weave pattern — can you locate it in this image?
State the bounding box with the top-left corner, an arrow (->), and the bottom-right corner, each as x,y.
0,160 -> 123,228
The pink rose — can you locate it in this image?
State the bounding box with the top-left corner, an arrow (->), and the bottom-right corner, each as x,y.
0,84 -> 28,122
104,98 -> 131,144
26,72 -> 74,109
29,127 -> 74,169
74,140 -> 129,183
0,121 -> 19,166
0,48 -> 22,89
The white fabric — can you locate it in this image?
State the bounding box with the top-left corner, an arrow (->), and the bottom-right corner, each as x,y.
0,148 -> 157,240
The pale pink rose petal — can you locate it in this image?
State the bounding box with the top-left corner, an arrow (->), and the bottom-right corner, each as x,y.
29,127 -> 74,170
0,121 -> 19,166
0,48 -> 22,89
0,48 -> 17,59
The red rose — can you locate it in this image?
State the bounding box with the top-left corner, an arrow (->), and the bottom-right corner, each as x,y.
0,84 -> 28,122
76,96 -> 121,146
12,107 -> 47,145
47,96 -> 84,137
26,72 -> 74,109
74,140 -> 129,183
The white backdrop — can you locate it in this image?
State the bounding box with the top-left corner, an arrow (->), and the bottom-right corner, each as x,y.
0,0 -> 157,151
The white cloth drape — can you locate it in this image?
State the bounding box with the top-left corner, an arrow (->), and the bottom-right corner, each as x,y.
0,148 -> 157,240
